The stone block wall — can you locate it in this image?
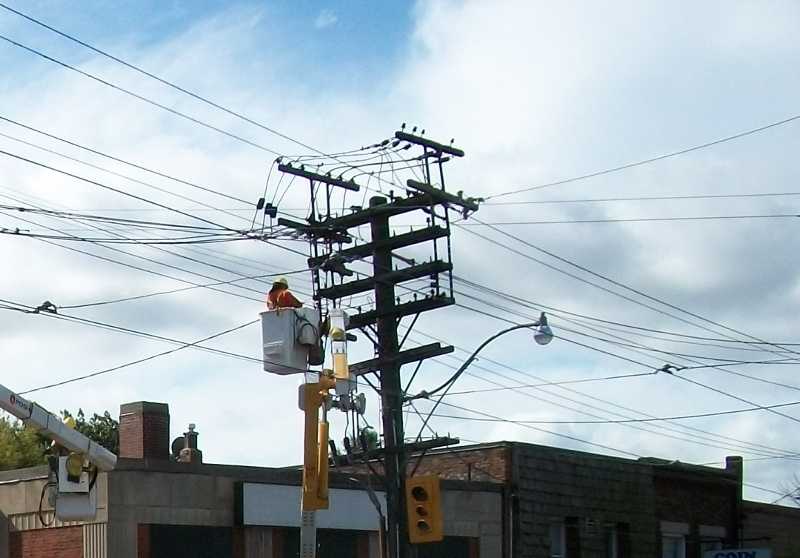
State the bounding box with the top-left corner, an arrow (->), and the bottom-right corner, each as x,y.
512,444 -> 658,558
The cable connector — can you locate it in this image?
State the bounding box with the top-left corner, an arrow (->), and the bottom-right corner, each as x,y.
34,301 -> 58,314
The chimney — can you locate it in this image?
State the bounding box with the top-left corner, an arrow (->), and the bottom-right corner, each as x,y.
726,455 -> 743,546
177,423 -> 203,464
119,402 -> 170,460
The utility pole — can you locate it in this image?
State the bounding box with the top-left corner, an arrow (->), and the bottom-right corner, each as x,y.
370,195 -> 408,557
277,128 -> 479,558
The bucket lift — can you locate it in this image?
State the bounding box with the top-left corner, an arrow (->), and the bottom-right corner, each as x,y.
261,306 -> 359,558
260,307 -> 322,374
0,384 -> 117,521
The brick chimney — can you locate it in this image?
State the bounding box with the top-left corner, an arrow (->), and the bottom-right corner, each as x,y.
119,402 -> 170,460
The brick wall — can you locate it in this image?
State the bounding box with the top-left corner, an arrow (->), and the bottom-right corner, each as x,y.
336,445 -> 510,484
511,444 -> 658,558
119,402 -> 170,460
412,446 -> 510,483
742,501 -> 800,557
9,526 -> 83,558
654,471 -> 737,553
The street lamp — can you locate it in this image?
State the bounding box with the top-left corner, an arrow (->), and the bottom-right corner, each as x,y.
408,313 -> 554,433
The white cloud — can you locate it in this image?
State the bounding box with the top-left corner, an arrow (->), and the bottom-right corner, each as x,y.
314,9 -> 338,30
0,0 -> 799,505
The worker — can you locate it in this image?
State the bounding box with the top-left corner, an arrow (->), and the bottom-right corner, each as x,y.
266,277 -> 303,310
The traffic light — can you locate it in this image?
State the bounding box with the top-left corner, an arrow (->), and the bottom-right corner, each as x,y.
405,475 -> 443,544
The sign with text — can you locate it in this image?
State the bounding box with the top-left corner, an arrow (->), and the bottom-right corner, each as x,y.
704,550 -> 772,558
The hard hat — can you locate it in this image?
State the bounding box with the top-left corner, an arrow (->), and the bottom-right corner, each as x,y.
274,277 -> 289,287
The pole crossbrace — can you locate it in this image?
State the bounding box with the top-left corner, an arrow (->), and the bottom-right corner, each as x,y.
349,343 -> 454,377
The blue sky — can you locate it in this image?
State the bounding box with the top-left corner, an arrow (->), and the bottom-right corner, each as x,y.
1,1 -> 413,95
1,1 -> 800,505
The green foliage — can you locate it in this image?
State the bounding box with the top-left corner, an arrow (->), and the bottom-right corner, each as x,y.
0,407 -> 119,472
0,416 -> 48,471
60,409 -> 119,454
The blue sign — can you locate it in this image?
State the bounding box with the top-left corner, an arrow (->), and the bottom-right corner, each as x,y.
704,550 -> 772,558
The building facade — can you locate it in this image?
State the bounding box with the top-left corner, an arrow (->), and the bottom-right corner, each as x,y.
0,402 -> 501,558
0,402 -> 797,558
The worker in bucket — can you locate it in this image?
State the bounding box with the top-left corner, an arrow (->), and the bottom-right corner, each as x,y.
266,276 -> 303,310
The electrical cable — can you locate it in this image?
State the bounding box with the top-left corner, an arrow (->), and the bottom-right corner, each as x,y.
665,369 -> 800,425
59,268 -> 309,309
444,286 -> 800,444
455,214 -> 800,226
420,398 -> 641,458
0,298 -> 262,364
423,398 -> 800,424
452,274 -> 800,355
405,312 -> 798,458
0,4 -> 394,189
458,218 -> 800,359
484,113 -> 800,200
0,33 -> 282,157
0,32 -> 391,196
0,116 -> 262,219
19,319 -> 259,395
483,191 -> 800,206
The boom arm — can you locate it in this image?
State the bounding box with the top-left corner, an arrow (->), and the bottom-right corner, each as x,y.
0,383 -> 117,472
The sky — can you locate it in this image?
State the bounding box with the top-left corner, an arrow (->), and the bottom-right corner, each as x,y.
1,0 -> 799,506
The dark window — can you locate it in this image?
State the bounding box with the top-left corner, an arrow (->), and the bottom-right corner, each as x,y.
149,525 -> 232,558
565,517 -> 581,558
417,536 -> 475,558
605,522 -> 631,558
281,528 -> 361,558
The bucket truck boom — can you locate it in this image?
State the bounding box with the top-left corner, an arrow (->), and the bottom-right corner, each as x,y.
0,383 -> 117,520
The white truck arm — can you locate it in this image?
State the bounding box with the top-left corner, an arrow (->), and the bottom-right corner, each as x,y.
0,383 -> 117,472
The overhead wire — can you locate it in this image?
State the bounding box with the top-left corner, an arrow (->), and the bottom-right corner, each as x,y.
0,31 -> 392,196
457,218 -> 800,359
424,398 -> 800,424
455,214 -> 800,226
18,319 -> 260,395
404,301 -> 799,458
483,113 -> 800,200
483,191 -> 800,206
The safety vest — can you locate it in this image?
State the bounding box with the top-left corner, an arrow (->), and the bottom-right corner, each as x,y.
266,288 -> 302,310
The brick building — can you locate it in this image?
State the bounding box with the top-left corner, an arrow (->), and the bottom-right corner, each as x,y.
403,442 -> 797,558
0,402 -> 501,558
0,402 -> 797,558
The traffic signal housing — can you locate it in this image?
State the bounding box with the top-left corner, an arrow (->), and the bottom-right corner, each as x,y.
405,475 -> 443,544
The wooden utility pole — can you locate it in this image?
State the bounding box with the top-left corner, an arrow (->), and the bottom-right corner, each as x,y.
278,129 -> 479,558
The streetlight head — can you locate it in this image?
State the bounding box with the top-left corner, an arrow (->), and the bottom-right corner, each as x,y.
534,312 -> 553,345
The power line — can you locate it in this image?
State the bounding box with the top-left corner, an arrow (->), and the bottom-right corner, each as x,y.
19,319 -> 260,395
408,303 -> 799,457
460,218 -> 800,359
424,398 -> 800,424
0,3 -> 377,168
452,274 -> 800,355
0,122 -> 259,225
58,268 -> 308,309
405,329 -> 795,459
484,113 -> 800,200
421,398 -> 642,458
0,30 -> 392,196
665,369 -> 800,425
455,214 -> 799,226
444,371 -> 658,395
0,298 -> 263,364
0,33 -> 283,157
483,191 -> 800,206
0,148 -> 249,235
